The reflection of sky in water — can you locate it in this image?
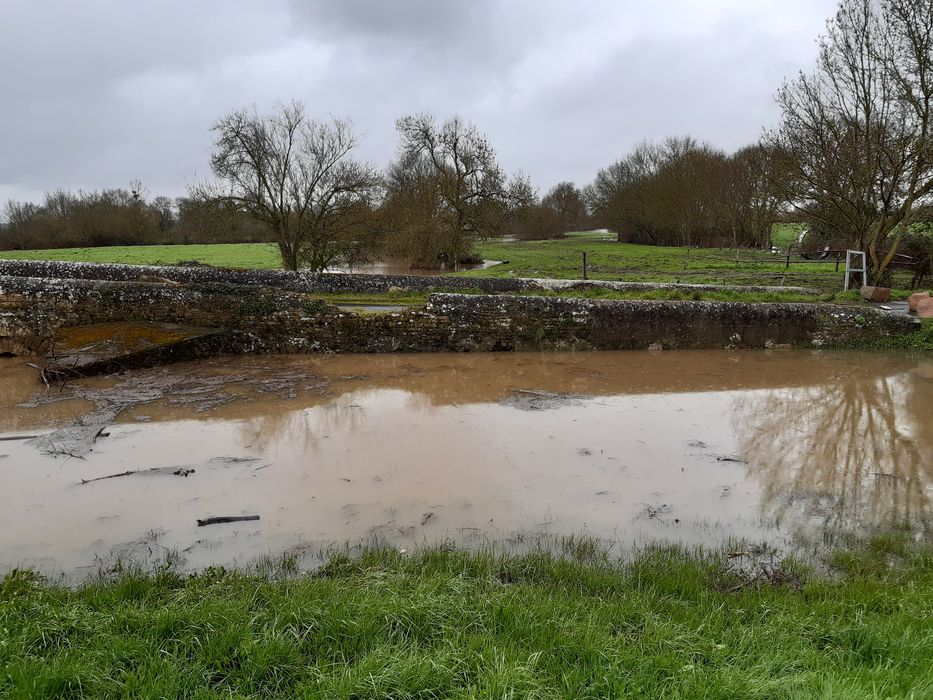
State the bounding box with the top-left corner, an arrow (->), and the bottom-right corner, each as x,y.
1,352 -> 931,575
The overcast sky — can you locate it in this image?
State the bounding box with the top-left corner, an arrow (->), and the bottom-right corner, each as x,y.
0,0 -> 838,207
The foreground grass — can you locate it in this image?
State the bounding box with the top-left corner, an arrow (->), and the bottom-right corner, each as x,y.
2,539 -> 932,699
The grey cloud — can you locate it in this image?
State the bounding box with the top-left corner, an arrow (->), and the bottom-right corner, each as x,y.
1,0 -> 838,206
289,0 -> 495,43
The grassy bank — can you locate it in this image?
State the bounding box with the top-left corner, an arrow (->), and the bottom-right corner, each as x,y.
2,538 -> 932,698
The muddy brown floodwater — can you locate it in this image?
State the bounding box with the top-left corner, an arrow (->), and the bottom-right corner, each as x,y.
327,258 -> 503,275
1,350 -> 931,577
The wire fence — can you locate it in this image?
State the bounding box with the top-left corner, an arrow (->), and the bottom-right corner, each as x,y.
569,246 -> 923,291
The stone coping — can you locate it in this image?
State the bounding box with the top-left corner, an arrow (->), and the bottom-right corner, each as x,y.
0,259 -> 822,296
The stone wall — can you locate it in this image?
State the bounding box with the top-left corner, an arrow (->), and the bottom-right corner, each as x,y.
0,275 -> 311,326
422,294 -> 915,351
0,273 -> 918,365
0,259 -> 820,296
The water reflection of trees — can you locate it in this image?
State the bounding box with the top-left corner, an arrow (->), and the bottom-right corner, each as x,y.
237,399 -> 366,453
735,365 -> 933,534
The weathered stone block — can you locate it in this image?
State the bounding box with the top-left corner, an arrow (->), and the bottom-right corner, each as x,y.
908,291 -> 930,312
860,285 -> 892,302
917,297 -> 933,319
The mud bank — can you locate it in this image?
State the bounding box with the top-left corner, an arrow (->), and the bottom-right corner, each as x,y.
0,270 -> 918,371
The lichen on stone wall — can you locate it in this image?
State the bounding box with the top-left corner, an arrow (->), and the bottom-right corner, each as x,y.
0,259 -> 820,296
0,267 -> 921,370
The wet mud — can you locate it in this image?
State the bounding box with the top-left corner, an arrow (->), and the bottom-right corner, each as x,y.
1,350 -> 931,576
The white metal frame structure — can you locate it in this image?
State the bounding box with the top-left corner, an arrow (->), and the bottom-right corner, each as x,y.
844,250 -> 867,290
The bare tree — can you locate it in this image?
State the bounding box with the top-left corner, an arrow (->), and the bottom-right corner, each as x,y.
2,200 -> 42,249
585,137 -> 703,244
149,196 -> 177,234
390,114 -> 531,268
541,182 -> 590,232
587,137 -> 780,248
585,141 -> 668,242
379,156 -> 447,264
195,102 -> 380,271
766,0 -> 933,281
175,196 -> 272,245
721,145 -> 786,249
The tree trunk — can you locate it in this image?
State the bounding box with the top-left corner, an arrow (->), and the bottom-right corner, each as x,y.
278,242 -> 298,271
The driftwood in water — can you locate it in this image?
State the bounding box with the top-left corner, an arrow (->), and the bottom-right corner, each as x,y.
197,515 -> 260,527
80,466 -> 196,485
81,470 -> 134,484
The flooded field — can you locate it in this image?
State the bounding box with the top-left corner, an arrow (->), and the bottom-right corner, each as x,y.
1,350 -> 931,576
328,258 -> 503,275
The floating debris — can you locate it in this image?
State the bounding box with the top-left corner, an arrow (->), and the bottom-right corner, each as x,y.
80,466 -> 197,485
197,515 -> 260,527
20,362 -> 334,457
499,389 -> 590,411
635,503 -> 673,522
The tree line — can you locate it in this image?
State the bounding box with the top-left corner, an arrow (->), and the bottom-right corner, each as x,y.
1,184 -> 273,250
2,0 -> 932,281
584,139 -> 782,250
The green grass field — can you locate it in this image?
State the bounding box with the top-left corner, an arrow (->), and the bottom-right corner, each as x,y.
0,236 -> 846,290
0,228 -> 922,293
466,236 -> 843,289
2,536 -> 931,699
771,223 -> 808,249
0,243 -> 283,269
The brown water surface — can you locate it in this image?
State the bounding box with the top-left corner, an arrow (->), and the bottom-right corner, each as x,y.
1,351 -> 930,576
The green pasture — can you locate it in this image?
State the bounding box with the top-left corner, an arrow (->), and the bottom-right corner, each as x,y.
2,535 -> 931,699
